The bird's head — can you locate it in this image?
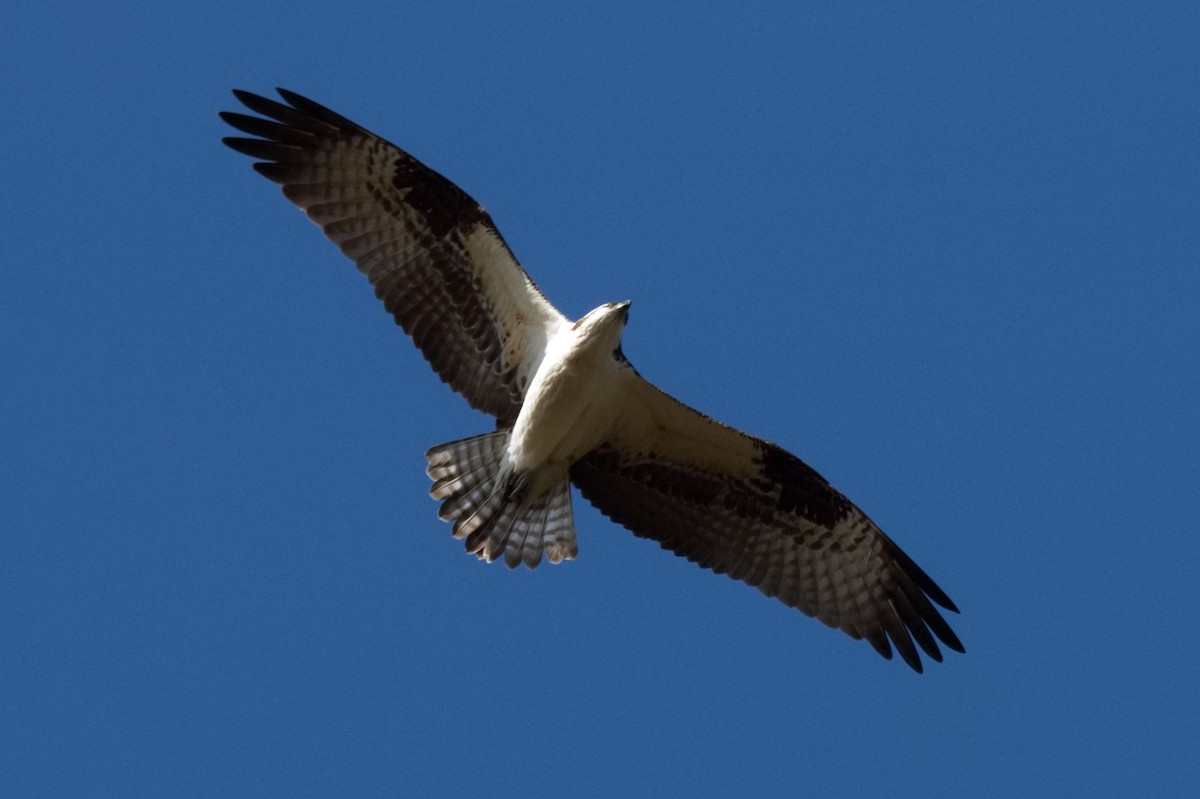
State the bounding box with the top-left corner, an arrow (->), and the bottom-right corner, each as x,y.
573,300 -> 631,359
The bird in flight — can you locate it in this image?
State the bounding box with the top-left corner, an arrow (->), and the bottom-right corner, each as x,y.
221,88 -> 964,672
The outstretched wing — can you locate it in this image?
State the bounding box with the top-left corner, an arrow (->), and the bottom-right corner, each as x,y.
221,88 -> 568,424
570,371 -> 963,672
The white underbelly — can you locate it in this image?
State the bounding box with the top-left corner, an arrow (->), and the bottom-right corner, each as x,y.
507,340 -> 620,480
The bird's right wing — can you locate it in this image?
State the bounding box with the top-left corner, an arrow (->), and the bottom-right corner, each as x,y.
570,371 -> 963,672
221,89 -> 568,424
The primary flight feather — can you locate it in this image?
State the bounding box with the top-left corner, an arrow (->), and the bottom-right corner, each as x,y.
221,88 -> 964,672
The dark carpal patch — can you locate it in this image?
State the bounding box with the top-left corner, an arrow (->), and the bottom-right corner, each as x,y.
392,158 -> 489,240
756,442 -> 852,530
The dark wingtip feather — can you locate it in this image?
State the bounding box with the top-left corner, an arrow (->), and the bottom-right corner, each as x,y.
231,89 -> 298,121
274,87 -> 365,133
935,593 -> 960,615
218,110 -> 251,130
893,591 -> 944,663
864,628 -> 893,661
231,88 -> 260,104
224,89 -> 351,140
250,162 -> 293,184
222,136 -> 302,161
939,626 -> 967,655
887,617 -> 924,673
912,563 -> 959,613
885,537 -> 960,614
219,111 -> 316,145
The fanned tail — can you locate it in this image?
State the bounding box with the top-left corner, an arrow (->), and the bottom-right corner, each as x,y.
425,431 -> 577,568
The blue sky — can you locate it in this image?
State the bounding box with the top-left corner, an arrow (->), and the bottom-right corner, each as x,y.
3,2 -> 1198,795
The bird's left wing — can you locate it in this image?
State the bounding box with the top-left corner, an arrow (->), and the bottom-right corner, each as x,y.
570,371 -> 963,672
221,89 -> 568,424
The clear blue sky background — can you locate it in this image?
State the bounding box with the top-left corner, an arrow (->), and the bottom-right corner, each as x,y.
3,2 -> 1198,795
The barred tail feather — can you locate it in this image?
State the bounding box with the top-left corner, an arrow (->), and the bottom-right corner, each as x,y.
502,480 -> 576,568
425,431 -> 577,568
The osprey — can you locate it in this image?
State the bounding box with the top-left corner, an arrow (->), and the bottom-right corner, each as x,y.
221,89 -> 964,672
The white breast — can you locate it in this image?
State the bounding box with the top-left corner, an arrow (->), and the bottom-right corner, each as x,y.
506,313 -> 627,491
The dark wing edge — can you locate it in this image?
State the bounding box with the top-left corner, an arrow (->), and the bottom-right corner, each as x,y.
220,88 -> 567,423
570,375 -> 964,673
